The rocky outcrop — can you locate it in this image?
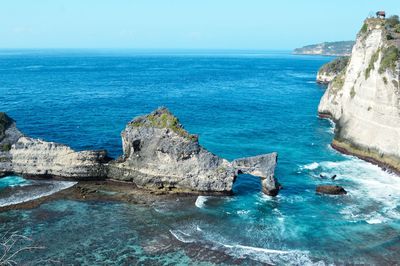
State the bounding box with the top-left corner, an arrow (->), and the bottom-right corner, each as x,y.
232,154 -> 280,196
0,108 -> 280,195
11,137 -> 109,179
108,107 -> 280,195
0,113 -> 23,177
294,41 -> 355,56
0,112 -> 109,179
318,17 -> 400,174
316,185 -> 347,195
317,57 -> 349,84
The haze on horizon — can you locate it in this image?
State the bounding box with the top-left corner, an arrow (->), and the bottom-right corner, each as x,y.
1,0 -> 399,50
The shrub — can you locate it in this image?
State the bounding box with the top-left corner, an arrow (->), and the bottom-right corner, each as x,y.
319,56 -> 349,75
385,15 -> 400,28
395,24 -> 400,33
332,73 -> 345,90
360,23 -> 368,34
0,143 -> 11,152
379,46 -> 399,74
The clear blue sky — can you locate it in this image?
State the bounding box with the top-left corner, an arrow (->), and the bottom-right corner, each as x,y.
1,0 -> 399,50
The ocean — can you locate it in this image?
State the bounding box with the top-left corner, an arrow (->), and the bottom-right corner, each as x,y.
1,50 -> 399,265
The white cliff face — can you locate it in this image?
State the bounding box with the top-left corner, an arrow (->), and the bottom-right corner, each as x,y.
318,19 -> 400,172
11,137 -> 108,179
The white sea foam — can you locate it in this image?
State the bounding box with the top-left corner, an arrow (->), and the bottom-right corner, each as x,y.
303,162 -> 320,170
220,242 -> 321,266
319,157 -> 400,223
0,180 -> 76,207
169,229 -> 195,243
195,195 -> 208,208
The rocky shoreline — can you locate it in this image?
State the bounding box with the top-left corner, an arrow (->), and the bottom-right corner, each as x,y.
0,180 -> 202,212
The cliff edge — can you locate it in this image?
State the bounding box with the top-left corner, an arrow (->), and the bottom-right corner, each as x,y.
318,16 -> 400,174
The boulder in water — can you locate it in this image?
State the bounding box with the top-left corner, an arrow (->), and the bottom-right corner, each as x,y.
316,185 -> 347,195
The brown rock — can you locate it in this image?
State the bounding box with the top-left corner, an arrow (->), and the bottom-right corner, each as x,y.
316,185 -> 347,195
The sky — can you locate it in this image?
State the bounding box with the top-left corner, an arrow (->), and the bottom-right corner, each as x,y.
0,0 -> 399,50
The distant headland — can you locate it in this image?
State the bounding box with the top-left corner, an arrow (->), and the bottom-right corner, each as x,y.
293,41 -> 355,56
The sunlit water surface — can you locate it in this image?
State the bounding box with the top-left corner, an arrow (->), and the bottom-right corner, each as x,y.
1,50 -> 399,265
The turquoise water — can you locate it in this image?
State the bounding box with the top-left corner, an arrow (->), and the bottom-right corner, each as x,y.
1,50 -> 400,265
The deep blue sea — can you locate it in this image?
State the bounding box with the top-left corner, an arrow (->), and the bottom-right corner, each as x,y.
1,50 -> 400,265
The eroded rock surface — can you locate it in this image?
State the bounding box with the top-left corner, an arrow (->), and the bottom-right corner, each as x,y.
108,107 -> 280,195
0,108 -> 280,195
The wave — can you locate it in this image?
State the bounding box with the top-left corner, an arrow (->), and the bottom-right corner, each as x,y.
195,196 -> 208,208
169,224 -> 322,265
0,180 -> 77,207
169,229 -> 195,243
317,158 -> 400,224
302,162 -> 320,170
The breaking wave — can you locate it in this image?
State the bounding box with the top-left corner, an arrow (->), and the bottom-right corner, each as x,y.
195,196 -> 208,208
0,179 -> 76,207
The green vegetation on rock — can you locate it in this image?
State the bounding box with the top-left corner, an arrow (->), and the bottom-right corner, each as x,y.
331,72 -> 345,91
0,143 -> 11,152
130,108 -> 198,141
360,23 -> 368,34
378,46 -> 399,74
319,56 -> 349,75
0,112 -> 12,141
385,15 -> 400,28
350,86 -> 356,98
365,49 -> 380,79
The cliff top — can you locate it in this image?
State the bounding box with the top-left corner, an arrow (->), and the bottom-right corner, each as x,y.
129,107 -> 198,141
361,16 -> 400,43
0,112 -> 13,141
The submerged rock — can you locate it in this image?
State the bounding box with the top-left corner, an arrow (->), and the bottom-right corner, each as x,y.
316,185 -> 347,195
0,108 -> 280,195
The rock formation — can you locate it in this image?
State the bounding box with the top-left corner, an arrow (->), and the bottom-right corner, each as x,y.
0,112 -> 109,179
317,57 -> 349,84
108,107 -> 280,195
231,154 -> 280,196
0,108 -> 280,195
318,17 -> 400,174
316,185 -> 347,195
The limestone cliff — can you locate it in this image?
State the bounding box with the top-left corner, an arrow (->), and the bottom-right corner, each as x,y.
318,17 -> 400,173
